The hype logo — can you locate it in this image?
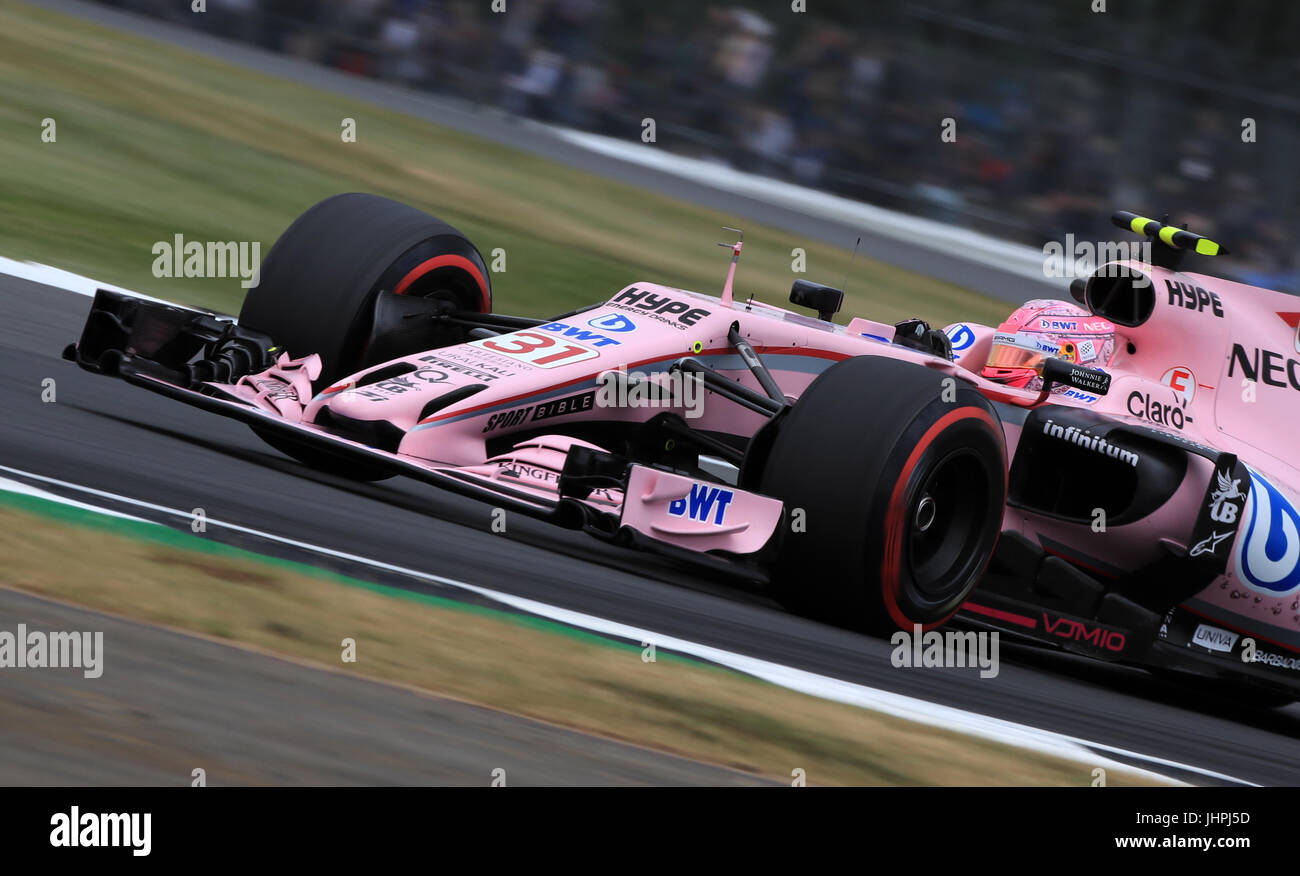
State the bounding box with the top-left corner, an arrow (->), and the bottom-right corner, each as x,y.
1235,467 -> 1300,595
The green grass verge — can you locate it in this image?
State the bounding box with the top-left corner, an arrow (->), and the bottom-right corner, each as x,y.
0,0 -> 1007,329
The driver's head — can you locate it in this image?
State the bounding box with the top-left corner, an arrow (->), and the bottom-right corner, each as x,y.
982,299 -> 1115,390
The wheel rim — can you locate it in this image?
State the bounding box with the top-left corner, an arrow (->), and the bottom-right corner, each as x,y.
906,448 -> 992,599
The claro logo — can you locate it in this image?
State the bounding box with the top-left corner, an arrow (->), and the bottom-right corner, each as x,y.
1127,390 -> 1191,429
1043,614 -> 1127,652
1228,344 -> 1300,392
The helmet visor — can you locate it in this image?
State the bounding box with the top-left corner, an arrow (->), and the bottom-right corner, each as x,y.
985,335 -> 1050,372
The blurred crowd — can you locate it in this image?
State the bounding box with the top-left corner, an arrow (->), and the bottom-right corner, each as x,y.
98,0 -> 1300,291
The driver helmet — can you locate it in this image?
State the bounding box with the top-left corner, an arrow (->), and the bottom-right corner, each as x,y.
982,299 -> 1115,391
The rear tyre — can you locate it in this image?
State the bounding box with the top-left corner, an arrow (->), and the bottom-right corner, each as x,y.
756,356 -> 1007,634
238,193 -> 491,478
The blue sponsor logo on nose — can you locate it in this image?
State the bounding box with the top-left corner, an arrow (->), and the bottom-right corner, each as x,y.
946,324 -> 975,351
589,313 -> 637,332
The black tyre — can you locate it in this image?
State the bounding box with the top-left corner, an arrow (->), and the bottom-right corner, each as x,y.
755,356 -> 1007,634
239,193 -> 491,477
240,192 -> 490,387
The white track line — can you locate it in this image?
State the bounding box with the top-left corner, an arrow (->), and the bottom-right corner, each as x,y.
0,256 -> 192,308
0,474 -> 149,522
0,461 -> 1253,786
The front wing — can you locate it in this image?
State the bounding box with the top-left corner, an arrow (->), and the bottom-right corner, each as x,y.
64,290 -> 785,577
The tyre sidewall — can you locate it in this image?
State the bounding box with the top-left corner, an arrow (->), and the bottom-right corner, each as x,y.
761,356 -> 1006,632
867,397 -> 1005,630
239,193 -> 490,390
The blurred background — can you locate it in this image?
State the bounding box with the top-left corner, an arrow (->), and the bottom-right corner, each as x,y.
92,0 -> 1300,292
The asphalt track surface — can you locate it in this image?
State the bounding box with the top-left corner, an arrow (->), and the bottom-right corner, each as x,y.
40,0 -> 1049,305
4,276 -> 1300,785
0,588 -> 768,785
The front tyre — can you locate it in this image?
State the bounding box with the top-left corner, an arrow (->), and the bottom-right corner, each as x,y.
239,192 -> 490,389
238,193 -> 491,479
756,356 -> 1007,634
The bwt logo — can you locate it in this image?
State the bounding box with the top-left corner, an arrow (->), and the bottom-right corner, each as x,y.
668,484 -> 734,525
1037,318 -> 1083,331
537,321 -> 622,347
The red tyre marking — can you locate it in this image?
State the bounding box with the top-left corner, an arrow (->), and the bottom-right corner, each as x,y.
962,600 -> 1037,629
879,406 -> 1005,632
393,254 -> 490,312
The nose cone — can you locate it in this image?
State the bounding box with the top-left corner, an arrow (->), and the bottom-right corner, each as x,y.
316,360 -> 486,431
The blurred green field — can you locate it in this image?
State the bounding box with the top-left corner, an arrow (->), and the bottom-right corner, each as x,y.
0,0 -> 1005,327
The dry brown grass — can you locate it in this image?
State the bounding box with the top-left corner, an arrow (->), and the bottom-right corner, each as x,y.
0,500 -> 1164,786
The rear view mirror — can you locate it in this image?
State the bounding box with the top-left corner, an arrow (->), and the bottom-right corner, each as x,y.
1041,357 -> 1110,396
789,280 -> 843,322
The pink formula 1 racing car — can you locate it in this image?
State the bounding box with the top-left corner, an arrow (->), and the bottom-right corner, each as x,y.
67,195 -> 1300,706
